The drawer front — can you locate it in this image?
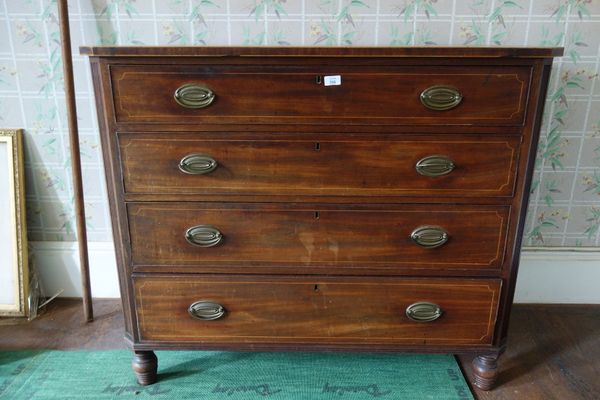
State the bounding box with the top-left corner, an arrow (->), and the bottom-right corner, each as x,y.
128,203 -> 509,271
112,65 -> 530,125
134,275 -> 501,345
120,135 -> 520,197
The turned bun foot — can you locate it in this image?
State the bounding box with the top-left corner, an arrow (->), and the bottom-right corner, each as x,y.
132,351 -> 158,385
472,354 -> 499,391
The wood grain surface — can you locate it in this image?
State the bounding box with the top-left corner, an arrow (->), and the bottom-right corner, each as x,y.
111,65 -> 530,125
133,275 -> 501,346
119,134 -> 521,198
127,203 -> 509,273
79,46 -> 564,58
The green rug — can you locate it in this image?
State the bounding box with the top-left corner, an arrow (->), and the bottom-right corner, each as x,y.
0,350 -> 473,399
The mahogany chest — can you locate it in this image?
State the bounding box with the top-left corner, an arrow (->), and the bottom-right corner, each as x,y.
81,46 -> 562,390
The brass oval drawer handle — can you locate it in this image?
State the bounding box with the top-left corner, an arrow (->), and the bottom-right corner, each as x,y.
410,225 -> 449,249
406,302 -> 443,322
415,155 -> 455,177
420,85 -> 462,111
174,83 -> 215,109
188,301 -> 226,321
185,225 -> 223,247
179,154 -> 218,175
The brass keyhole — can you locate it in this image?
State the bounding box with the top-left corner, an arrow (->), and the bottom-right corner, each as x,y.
314,142 -> 321,151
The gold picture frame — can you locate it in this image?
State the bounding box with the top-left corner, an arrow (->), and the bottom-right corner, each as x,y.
0,129 -> 28,317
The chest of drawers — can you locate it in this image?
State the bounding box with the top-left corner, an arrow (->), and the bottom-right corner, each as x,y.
81,46 -> 561,390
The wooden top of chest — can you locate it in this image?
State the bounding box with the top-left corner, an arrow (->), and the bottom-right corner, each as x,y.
80,46 -> 563,59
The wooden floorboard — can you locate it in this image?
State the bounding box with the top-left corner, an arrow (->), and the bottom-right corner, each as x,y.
461,304 -> 600,400
0,299 -> 124,350
1,300 -> 599,400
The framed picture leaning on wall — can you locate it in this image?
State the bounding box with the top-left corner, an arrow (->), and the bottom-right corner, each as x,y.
0,129 -> 28,317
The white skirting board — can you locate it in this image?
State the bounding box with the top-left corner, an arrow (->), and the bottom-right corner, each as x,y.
29,241 -> 120,299
29,242 -> 600,303
512,249 -> 600,303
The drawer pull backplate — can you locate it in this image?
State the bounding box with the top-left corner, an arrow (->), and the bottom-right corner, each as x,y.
174,83 -> 215,109
415,155 -> 455,177
420,85 -> 462,111
188,301 -> 226,321
410,225 -> 449,249
406,302 -> 443,322
185,225 -> 223,247
179,154 -> 218,175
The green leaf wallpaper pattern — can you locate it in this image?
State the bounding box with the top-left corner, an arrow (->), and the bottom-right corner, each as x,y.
0,0 -> 599,246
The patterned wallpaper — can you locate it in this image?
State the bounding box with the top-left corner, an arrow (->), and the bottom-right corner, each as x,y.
1,0 -> 599,247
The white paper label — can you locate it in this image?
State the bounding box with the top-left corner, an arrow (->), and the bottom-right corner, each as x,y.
323,75 -> 341,86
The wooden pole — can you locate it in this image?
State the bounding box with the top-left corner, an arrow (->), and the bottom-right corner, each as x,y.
57,0 -> 93,322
